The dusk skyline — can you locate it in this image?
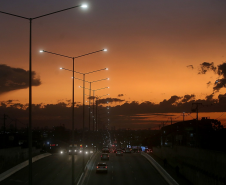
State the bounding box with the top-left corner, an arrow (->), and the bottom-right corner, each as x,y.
1,0 -> 226,129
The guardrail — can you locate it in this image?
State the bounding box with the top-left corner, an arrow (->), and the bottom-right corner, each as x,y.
141,152 -> 179,185
0,153 -> 52,182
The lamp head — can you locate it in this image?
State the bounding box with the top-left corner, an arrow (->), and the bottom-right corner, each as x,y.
103,49 -> 107,52
105,68 -> 108,70
39,50 -> 44,53
81,4 -> 88,8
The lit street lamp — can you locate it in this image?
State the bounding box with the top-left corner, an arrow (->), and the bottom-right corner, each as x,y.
0,4 -> 87,185
40,48 -> 105,183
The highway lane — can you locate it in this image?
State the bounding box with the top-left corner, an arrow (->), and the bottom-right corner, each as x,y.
1,152 -> 90,185
82,152 -> 168,185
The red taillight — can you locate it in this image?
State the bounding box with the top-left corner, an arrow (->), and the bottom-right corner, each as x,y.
101,155 -> 102,157
105,166 -> 107,168
97,166 -> 99,168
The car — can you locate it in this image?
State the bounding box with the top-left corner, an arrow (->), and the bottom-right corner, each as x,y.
101,153 -> 109,160
68,147 -> 78,155
60,148 -> 67,154
116,149 -> 123,156
145,149 -> 152,153
132,149 -> 141,153
125,148 -> 131,153
102,147 -> 110,153
96,162 -> 108,173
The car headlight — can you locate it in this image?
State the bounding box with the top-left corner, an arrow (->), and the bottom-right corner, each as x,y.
60,151 -> 63,154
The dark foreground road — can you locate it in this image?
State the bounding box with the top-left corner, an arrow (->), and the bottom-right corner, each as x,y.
1,153 -> 90,185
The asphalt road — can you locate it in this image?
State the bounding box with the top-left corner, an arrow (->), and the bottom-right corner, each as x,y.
0,152 -> 90,185
82,152 -> 169,185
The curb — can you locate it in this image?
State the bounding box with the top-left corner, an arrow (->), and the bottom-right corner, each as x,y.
0,153 -> 52,182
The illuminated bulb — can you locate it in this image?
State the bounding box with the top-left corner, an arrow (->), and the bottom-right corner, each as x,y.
39,50 -> 43,53
103,49 -> 107,51
81,4 -> 88,8
105,68 -> 108,70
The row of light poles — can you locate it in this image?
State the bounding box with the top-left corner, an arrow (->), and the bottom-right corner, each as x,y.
40,49 -> 109,171
1,3 -> 109,185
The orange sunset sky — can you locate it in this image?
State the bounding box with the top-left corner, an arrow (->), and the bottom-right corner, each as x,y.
1,0 -> 226,108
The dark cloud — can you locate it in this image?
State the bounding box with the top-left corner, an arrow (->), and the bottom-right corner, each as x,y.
205,93 -> 214,101
118,94 -> 124,97
198,62 -> 216,74
213,63 -> 226,91
160,95 -> 181,106
87,96 -> 95,100
0,64 -> 41,94
97,97 -> 125,104
181,94 -> 195,103
207,81 -> 211,87
218,93 -> 226,102
187,65 -> 194,69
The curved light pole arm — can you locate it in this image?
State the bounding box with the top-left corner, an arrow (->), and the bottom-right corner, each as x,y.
33,5 -> 82,19
0,11 -> 28,19
41,50 -> 72,59
73,49 -> 106,59
84,68 -> 108,75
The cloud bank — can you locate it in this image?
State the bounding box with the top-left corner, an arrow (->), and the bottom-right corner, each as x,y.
0,64 -> 41,94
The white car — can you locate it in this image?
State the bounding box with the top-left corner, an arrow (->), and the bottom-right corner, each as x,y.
96,162 -> 108,173
116,149 -> 123,156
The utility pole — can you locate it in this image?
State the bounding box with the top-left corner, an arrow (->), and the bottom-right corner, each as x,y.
3,114 -> 7,148
96,99 -> 98,131
192,103 -> 202,120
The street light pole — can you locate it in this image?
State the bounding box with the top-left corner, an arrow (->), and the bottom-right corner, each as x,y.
0,5 -> 87,185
